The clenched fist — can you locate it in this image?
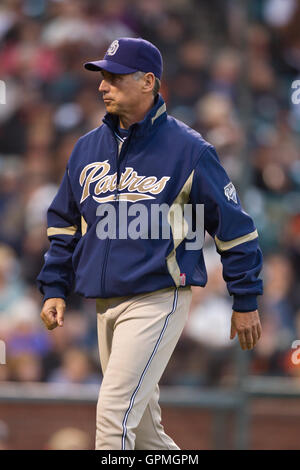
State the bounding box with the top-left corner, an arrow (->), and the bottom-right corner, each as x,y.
40,298 -> 66,330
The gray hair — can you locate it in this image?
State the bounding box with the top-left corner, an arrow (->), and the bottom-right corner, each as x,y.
132,71 -> 161,97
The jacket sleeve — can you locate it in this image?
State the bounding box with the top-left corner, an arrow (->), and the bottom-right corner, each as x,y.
36,166 -> 82,302
190,145 -> 263,312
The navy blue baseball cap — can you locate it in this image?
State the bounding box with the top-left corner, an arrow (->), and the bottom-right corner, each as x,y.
84,37 -> 163,80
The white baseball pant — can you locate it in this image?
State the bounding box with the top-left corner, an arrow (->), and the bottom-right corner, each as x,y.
95,285 -> 192,450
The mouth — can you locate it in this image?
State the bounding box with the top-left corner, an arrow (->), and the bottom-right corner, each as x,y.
103,98 -> 113,103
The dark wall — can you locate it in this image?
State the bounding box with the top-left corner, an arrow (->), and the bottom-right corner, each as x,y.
0,399 -> 300,450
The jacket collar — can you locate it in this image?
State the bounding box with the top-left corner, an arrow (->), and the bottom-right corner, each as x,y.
102,94 -> 167,138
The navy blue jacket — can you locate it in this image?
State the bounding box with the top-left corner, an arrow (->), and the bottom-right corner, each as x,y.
37,94 -> 263,312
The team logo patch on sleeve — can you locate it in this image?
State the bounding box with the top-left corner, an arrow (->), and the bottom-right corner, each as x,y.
224,182 -> 237,204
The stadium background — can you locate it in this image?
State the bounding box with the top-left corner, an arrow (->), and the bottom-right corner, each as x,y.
0,0 -> 299,450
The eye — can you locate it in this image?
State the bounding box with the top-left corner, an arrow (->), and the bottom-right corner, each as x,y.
112,75 -> 122,82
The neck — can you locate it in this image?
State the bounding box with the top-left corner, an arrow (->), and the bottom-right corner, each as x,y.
119,95 -> 155,129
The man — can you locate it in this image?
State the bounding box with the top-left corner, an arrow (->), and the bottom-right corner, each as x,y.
37,37 -> 263,450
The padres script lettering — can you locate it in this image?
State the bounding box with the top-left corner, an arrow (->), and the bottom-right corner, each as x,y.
80,161 -> 170,203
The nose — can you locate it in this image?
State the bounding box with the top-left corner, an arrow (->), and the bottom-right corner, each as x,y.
99,79 -> 109,93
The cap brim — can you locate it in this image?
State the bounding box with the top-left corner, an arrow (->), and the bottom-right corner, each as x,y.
84,59 -> 138,74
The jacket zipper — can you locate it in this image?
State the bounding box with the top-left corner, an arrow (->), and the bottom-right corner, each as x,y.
100,128 -> 134,295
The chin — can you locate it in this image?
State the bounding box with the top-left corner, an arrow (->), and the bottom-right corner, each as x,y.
105,103 -> 118,114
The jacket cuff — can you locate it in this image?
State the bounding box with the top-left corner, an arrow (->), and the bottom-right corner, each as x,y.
41,284 -> 67,303
232,294 -> 258,312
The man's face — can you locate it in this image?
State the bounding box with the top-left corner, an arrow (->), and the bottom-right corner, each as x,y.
99,70 -> 145,115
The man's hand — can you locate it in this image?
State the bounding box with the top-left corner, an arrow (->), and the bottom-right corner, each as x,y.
40,298 -> 66,330
230,310 -> 262,350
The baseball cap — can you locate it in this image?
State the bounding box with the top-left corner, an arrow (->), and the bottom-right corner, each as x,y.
84,37 -> 163,80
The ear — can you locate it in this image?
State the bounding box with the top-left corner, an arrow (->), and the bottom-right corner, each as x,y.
142,72 -> 155,93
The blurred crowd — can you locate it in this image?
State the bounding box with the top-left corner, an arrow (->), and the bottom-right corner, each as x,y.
0,0 -> 299,390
